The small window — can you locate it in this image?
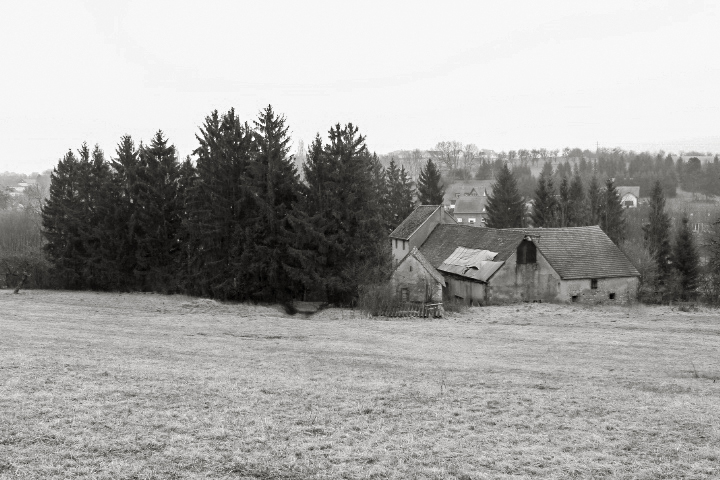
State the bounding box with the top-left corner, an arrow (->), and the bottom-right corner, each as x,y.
609,292 -> 616,300
468,218 -> 476,224
591,279 -> 598,290
409,265 -> 412,272
571,295 -> 578,303
403,240 -> 406,250
624,201 -> 633,207
394,239 -> 398,249
400,288 -> 409,301
456,218 -> 462,223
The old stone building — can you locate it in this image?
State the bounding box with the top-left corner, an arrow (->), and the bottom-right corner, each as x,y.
390,205 -> 640,305
390,247 -> 445,303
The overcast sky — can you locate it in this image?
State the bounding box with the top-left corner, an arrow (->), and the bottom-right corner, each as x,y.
1,0 -> 719,174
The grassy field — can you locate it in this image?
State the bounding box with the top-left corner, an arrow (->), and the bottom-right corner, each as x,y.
1,291 -> 719,479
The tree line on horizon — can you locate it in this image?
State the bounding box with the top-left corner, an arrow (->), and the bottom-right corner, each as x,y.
40,106 -> 445,304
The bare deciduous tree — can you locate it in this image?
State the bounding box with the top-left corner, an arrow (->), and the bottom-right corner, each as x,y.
432,141 -> 463,171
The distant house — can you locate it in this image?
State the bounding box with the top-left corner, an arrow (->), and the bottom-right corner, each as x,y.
443,180 -> 494,212
8,179 -> 37,197
453,196 -> 487,226
617,186 -> 640,208
390,208 -> 640,305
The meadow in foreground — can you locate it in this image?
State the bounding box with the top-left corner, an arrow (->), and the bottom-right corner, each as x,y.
1,290 -> 719,479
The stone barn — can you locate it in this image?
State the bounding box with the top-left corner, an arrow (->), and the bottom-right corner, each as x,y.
390,247 -> 445,302
390,206 -> 640,305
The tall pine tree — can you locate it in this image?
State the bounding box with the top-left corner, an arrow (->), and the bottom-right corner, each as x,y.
244,105 -> 302,301
187,109 -> 256,299
42,149 -> 85,288
673,214 -> 700,300
416,158 -> 445,204
567,173 -> 587,227
530,173 -> 557,227
599,179 -> 625,244
642,180 -> 672,292
486,163 -> 525,228
386,159 -> 415,230
134,131 -> 183,292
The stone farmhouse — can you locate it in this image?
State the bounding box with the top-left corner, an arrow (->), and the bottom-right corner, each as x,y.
389,205 -> 640,305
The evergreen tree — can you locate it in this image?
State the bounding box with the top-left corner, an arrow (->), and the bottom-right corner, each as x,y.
557,176 -> 569,227
289,134 -> 340,301
107,135 -> 141,290
599,179 -> 625,244
540,161 -> 553,179
80,144 -> 114,289
134,131 -> 182,292
42,149 -> 85,288
587,176 -> 601,225
567,173 -> 587,226
530,173 -> 557,227
416,158 -> 445,204
486,163 -> 525,228
386,159 -> 415,230
244,104 -> 302,301
642,180 -> 672,292
673,214 -> 700,300
295,124 -> 389,303
705,216 -> 720,304
187,109 -> 256,299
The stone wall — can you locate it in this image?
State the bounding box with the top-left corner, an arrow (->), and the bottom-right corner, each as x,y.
486,251 -> 561,304
390,254 -> 443,303
560,277 -> 639,304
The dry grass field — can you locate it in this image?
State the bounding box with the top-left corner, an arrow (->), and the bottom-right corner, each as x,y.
1,290 -> 719,479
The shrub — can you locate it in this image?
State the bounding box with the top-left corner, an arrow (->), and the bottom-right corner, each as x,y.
357,283 -> 401,316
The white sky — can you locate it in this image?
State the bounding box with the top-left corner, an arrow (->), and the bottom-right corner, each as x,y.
1,0 -> 719,174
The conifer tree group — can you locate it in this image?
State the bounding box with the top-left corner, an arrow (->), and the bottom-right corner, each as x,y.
529,161 -> 626,243
41,106 -> 417,304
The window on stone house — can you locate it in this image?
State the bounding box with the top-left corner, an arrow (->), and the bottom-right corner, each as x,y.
516,240 -> 536,264
468,218 -> 476,224
403,241 -> 406,250
400,288 -> 409,301
591,278 -> 598,289
456,218 -> 462,223
608,292 -> 616,300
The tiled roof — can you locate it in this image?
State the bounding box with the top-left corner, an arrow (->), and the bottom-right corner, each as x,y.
408,247 -> 446,286
519,226 -> 640,280
419,224 -> 639,280
454,196 -> 487,214
390,205 -> 440,240
443,180 -> 494,205
617,186 -> 640,199
419,225 -> 526,268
